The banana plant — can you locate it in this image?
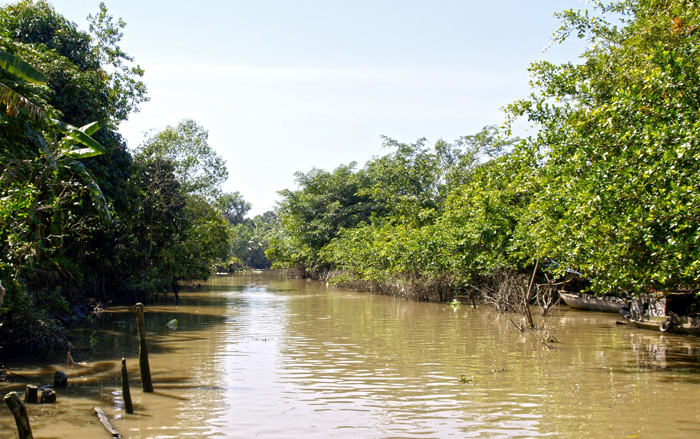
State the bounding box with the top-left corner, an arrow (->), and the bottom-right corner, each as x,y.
0,49 -> 46,118
1,48 -> 112,224
26,121 -> 112,224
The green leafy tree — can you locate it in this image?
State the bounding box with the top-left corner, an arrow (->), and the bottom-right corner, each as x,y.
0,0 -> 146,358
359,137 -> 441,221
268,163 -> 377,270
506,0 -> 700,294
137,119 -> 229,200
217,191 -> 251,225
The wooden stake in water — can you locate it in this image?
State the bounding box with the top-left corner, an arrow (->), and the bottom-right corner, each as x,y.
4,392 -> 33,439
121,358 -> 134,413
134,303 -> 154,392
23,385 -> 38,404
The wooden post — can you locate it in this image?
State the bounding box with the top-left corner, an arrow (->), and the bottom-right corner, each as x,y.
121,358 -> 133,413
134,303 -> 154,392
522,259 -> 539,329
23,385 -> 38,404
4,392 -> 33,439
93,406 -> 122,438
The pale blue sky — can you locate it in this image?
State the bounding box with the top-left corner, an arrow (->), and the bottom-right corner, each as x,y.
31,0 -> 589,212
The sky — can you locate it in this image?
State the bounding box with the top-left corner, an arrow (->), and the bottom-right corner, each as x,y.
26,0 -> 590,214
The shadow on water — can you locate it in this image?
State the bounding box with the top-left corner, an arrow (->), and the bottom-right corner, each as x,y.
66,295 -> 241,364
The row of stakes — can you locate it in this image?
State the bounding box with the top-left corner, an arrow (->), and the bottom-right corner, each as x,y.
4,303 -> 154,439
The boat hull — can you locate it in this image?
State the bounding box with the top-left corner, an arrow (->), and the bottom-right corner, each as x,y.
625,314 -> 700,336
559,292 -> 625,313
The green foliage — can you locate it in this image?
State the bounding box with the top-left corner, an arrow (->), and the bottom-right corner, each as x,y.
0,1 -> 146,131
217,191 -> 251,225
268,163 -> 377,269
0,1 -> 153,359
506,0 -> 700,294
137,119 -> 229,200
0,49 -> 46,83
87,2 -> 148,125
0,281 -> 69,359
227,211 -> 277,269
282,0 -> 700,299
359,137 -> 441,220
271,127 -> 518,281
168,194 -> 230,281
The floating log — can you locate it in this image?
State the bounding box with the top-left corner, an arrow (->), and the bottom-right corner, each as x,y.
4,392 -> 33,439
24,385 -> 38,404
134,303 -> 154,392
121,358 -> 133,414
93,406 -> 122,438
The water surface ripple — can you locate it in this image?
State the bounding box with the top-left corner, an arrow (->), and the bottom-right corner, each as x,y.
1,272 -> 700,438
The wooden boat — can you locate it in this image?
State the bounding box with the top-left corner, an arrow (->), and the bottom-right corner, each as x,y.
621,293 -> 700,336
559,292 -> 627,313
626,315 -> 700,336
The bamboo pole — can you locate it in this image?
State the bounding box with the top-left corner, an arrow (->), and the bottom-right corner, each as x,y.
121,358 -> 133,413
134,303 -> 154,392
93,406 -> 122,438
4,392 -> 33,439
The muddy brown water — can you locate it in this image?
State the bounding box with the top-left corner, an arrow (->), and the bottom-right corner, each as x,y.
2,271 -> 700,438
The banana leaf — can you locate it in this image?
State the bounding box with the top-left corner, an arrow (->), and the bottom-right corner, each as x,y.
0,50 -> 47,84
1,83 -> 44,118
68,160 -> 113,224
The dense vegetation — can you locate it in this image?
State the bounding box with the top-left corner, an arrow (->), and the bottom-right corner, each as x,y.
268,0 -> 700,304
2,0 -> 698,359
0,1 -> 273,359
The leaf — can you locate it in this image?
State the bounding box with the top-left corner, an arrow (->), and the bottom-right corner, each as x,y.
0,50 -> 47,84
0,83 -> 44,119
67,160 -> 113,224
50,119 -> 70,133
65,148 -> 103,159
79,121 -> 100,136
67,130 -> 107,155
51,119 -> 106,155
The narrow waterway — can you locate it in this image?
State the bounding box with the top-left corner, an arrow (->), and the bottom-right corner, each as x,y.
2,271 -> 700,438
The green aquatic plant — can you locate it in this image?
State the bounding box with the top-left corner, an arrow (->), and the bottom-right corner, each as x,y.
459,374 -> 477,384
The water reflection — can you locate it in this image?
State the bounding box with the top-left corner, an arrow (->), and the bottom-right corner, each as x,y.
1,271 -> 700,438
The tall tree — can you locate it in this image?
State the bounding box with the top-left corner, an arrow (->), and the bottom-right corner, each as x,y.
506,0 -> 700,293
137,119 -> 229,200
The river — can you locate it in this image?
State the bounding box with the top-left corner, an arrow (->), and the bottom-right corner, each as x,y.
1,271 -> 700,438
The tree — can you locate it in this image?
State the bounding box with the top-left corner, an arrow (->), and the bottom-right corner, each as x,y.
268,163 -> 377,270
359,137 -> 441,221
0,0 -> 147,130
506,0 -> 700,294
217,191 -> 251,225
137,119 -> 229,200
0,0 -> 147,358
